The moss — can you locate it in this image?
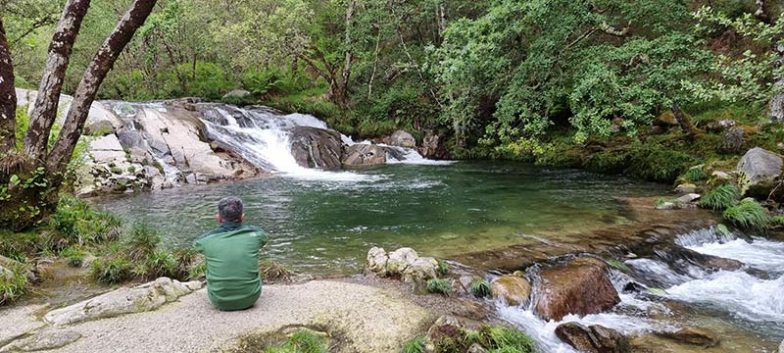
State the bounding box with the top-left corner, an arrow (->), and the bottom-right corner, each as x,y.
0,260 -> 28,306
470,279 -> 492,298
699,184 -> 740,210
723,198 -> 770,231
401,337 -> 426,353
110,166 -> 123,174
625,143 -> 696,183
426,278 -> 453,296
604,259 -> 630,273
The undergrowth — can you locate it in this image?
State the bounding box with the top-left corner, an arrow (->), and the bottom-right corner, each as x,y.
699,184 -> 740,210
470,279 -> 491,298
426,278 -> 453,296
723,198 -> 770,231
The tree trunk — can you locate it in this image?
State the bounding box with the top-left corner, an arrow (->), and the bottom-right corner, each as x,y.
0,18 -> 17,153
770,43 -> 784,123
671,103 -> 698,137
338,0 -> 356,109
24,0 -> 92,161
47,0 -> 158,182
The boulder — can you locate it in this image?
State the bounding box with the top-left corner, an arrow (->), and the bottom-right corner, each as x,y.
365,247 -> 438,284
490,275 -> 532,306
43,277 -> 203,326
290,126 -> 342,170
222,89 -> 251,101
737,147 -> 783,197
655,327 -> 719,347
675,193 -> 700,204
402,257 -> 439,284
674,183 -> 696,194
0,330 -> 81,352
385,130 -> 416,148
426,315 -> 463,344
533,257 -> 620,321
89,134 -> 124,151
366,247 -> 389,276
342,144 -> 386,167
717,126 -> 745,154
555,323 -> 630,353
386,248 -> 419,275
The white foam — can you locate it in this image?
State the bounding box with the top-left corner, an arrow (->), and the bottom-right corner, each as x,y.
686,237 -> 784,273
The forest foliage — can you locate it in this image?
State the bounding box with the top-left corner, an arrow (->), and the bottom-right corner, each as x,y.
3,0 -> 783,149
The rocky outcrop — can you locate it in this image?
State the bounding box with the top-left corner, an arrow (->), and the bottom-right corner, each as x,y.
342,144 -> 387,167
384,130 -> 416,148
490,275 -> 531,306
555,322 -> 630,353
291,126 -> 342,170
655,327 -> 719,347
0,330 -> 81,352
533,257 -> 620,321
43,277 -> 202,326
737,147 -> 783,197
366,247 -> 438,284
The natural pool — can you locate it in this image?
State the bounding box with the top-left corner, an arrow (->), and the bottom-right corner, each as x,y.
93,161 -> 666,273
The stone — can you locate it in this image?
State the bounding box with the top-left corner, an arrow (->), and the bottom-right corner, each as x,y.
385,130 -> 416,148
555,323 -> 630,353
652,245 -> 743,275
84,120 -> 115,136
675,193 -> 700,204
342,144 -> 386,167
386,248 -> 419,275
366,247 -> 388,276
704,119 -> 736,132
467,343 -> 488,353
0,305 -> 47,349
737,147 -> 783,197
490,275 -> 532,306
533,257 -> 620,321
674,183 -> 696,194
420,131 -> 444,159
89,134 -> 124,151
655,201 -> 677,210
655,327 -> 719,347
401,257 -> 438,283
717,126 -> 745,153
711,171 -> 731,181
0,330 -> 81,352
43,277 -> 203,326
222,89 -> 251,101
290,126 -> 343,170
426,315 -> 463,344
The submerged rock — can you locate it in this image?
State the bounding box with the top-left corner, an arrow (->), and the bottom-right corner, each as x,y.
555,322 -> 630,353
533,257 -> 620,321
342,144 -> 386,167
290,126 -> 342,170
43,277 -> 202,326
0,330 -> 81,352
737,147 -> 783,197
655,327 -> 719,347
384,130 -> 416,148
490,275 -> 531,306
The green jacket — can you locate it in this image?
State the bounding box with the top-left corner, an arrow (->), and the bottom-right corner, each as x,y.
193,222 -> 268,311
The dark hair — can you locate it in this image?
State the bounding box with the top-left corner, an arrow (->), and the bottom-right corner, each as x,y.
217,197 -> 243,223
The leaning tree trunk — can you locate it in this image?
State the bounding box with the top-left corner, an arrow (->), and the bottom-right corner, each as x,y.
771,43 -> 784,123
47,0 -> 158,184
24,0 -> 92,161
671,103 -> 698,137
338,0 -> 356,109
0,18 -> 16,153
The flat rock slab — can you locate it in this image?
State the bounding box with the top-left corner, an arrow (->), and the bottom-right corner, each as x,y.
0,330 -> 81,352
0,305 -> 46,347
40,280 -> 430,353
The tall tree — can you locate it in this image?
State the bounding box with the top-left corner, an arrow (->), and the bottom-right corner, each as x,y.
0,18 -> 16,152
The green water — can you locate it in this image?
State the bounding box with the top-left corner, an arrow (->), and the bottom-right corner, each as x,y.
93,162 -> 666,273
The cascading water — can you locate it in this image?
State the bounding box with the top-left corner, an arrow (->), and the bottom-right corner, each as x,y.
494,227 -> 784,352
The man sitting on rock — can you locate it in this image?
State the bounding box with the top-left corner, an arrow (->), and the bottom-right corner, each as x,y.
194,197 -> 268,311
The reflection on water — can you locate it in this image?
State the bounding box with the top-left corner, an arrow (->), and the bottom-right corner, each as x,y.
93,162 -> 665,273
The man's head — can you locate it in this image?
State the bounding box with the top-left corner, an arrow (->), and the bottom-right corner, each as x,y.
216,197 -> 244,224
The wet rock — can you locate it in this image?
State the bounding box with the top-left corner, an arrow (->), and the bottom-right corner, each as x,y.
222,89 -> 251,101
704,119 -> 736,132
533,257 -> 620,321
778,339 -> 783,353
290,126 -> 342,170
737,147 -> 783,197
342,144 -> 386,167
675,193 -> 700,204
426,315 -> 463,344
44,277 -> 203,326
384,130 -> 416,148
0,330 -> 81,352
555,322 -> 630,353
655,327 -> 719,347
653,245 -> 743,273
365,247 -> 438,284
490,275 -> 531,306
717,127 -> 745,154
674,184 -> 696,194
420,131 -> 445,159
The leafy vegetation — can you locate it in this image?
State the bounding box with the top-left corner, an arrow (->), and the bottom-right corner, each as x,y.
700,184 -> 741,210
0,261 -> 29,306
723,197 -> 771,230
401,337 -> 426,353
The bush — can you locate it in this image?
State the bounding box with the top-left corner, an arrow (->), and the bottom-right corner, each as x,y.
626,143 -> 696,183
699,184 -> 740,210
91,256 -> 132,284
134,250 -> 178,280
0,261 -> 28,306
723,198 -> 770,231
262,329 -> 328,353
60,246 -> 87,267
401,337 -> 426,353
426,278 -> 453,296
125,223 -> 161,261
470,279 -> 492,298
683,166 -> 708,183
49,195 -> 122,244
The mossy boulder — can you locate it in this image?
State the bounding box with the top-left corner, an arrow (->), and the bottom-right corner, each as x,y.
737,147 -> 783,197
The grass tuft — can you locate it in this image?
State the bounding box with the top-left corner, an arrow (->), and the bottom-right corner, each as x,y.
426,278 -> 453,296
470,279 -> 492,298
125,223 -> 161,261
436,259 -> 449,276
91,256 -> 132,284
484,325 -> 536,353
60,246 -> 87,267
699,184 -> 740,210
723,197 -> 770,231
683,167 -> 708,183
0,261 -> 28,306
401,336 -> 426,353
262,329 -> 328,353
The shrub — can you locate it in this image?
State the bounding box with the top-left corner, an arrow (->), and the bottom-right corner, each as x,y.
699,184 -> 740,210
135,250 -> 178,280
49,195 -> 122,244
0,261 -> 28,306
60,246 -> 87,267
426,278 -> 453,296
173,248 -> 202,280
470,279 -> 492,298
401,337 -> 426,353
91,257 -> 132,284
125,223 -> 161,261
723,198 -> 770,231
683,167 -> 708,183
